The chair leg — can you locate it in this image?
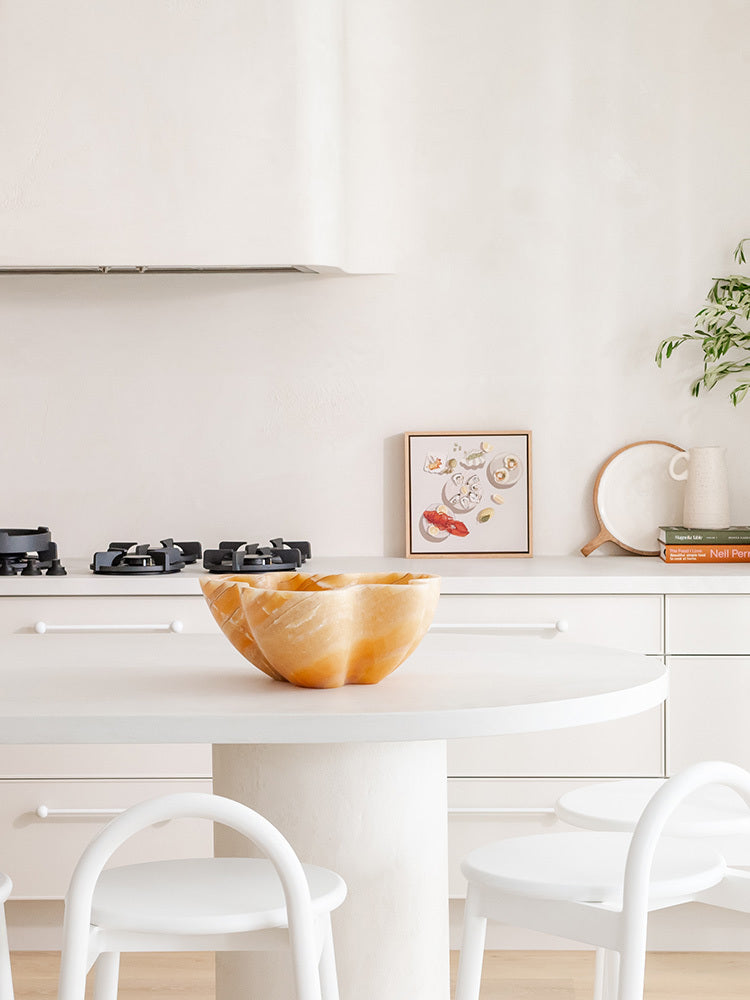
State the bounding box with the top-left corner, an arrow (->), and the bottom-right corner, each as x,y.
0,905 -> 13,1000
593,948 -> 606,1000
602,950 -> 620,1000
594,949 -> 621,1000
617,923 -> 646,1000
57,927 -> 91,1000
318,915 -> 340,1000
92,953 -> 120,1000
617,948 -> 646,1000
455,887 -> 488,1000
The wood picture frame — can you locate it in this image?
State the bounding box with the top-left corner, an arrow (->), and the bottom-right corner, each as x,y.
404,431 -> 532,558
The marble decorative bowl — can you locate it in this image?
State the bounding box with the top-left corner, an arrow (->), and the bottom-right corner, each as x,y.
200,571 -> 441,688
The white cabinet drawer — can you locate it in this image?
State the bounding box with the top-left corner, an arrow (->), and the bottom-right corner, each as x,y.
0,745 -> 211,779
447,778 -> 645,898
667,596 -> 750,654
1,778 -> 213,899
435,594 -> 662,654
667,655 -> 750,772
447,696 -> 664,778
0,596 -> 217,636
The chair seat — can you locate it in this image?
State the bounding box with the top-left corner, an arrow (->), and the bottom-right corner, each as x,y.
91,857 -> 347,935
556,780 -> 750,836
461,833 -> 725,903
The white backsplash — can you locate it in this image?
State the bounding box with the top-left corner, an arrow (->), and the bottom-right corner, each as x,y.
1,0 -> 749,557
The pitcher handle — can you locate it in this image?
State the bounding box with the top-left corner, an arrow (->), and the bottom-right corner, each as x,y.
668,450 -> 690,481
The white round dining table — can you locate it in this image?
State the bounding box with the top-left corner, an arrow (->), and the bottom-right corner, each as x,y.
0,631 -> 667,1000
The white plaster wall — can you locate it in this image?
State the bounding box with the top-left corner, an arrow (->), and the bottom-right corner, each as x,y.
2,0 -> 750,558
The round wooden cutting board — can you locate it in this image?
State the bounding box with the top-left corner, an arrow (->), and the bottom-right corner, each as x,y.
581,440 -> 685,556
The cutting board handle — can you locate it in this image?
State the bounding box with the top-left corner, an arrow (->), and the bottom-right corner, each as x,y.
580,526 -> 612,557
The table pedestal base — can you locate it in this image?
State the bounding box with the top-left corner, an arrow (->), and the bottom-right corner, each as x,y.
212,740 -> 449,1000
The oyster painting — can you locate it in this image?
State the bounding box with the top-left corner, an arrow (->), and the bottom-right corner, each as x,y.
404,432 -> 532,557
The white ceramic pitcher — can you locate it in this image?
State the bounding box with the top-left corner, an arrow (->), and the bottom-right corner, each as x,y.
667,446 -> 730,529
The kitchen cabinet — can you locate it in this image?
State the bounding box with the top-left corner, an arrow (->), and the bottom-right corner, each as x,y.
666,595 -> 750,654
667,656 -> 750,772
0,595 -> 216,635
433,567 -> 750,951
436,593 -> 664,779
0,1 -> 390,272
432,593 -> 662,652
436,591 -> 665,909
665,595 -> 750,773
446,706 -> 663,779
0,591 -> 214,932
3,555 -> 750,950
0,779 -> 211,899
0,591 -> 214,789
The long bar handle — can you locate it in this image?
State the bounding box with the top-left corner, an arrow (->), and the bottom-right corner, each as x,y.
448,807 -> 556,815
36,805 -> 126,819
33,620 -> 184,634
430,620 -> 568,633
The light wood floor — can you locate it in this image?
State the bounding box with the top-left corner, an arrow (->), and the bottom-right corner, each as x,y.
10,950 -> 750,999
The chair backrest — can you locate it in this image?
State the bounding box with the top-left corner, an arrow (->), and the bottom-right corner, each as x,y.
619,761 -> 750,1000
59,793 -> 322,1000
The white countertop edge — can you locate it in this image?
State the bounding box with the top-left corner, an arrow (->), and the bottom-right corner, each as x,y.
1,555 -> 750,595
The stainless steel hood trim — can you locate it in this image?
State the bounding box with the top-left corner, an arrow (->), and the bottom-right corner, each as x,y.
0,265 -> 322,274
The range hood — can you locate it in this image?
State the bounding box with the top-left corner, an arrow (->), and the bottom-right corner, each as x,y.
0,1 -> 389,275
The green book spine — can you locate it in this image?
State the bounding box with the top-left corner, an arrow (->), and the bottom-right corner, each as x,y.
659,526 -> 750,544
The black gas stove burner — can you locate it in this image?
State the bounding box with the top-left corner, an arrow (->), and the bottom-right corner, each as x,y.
203,538 -> 312,574
91,539 -> 202,575
0,526 -> 66,576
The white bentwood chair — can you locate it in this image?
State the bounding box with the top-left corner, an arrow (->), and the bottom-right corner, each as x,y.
555,770 -> 750,997
57,792 -> 347,1000
455,761 -> 750,1000
0,872 -> 13,1000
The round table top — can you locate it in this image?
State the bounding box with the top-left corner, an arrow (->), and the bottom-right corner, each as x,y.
0,632 -> 667,745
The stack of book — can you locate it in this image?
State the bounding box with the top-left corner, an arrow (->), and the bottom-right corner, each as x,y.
659,526 -> 750,563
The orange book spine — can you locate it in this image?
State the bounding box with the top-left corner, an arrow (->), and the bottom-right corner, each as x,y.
660,544 -> 750,563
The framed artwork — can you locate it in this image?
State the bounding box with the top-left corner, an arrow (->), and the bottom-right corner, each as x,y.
404,431 -> 532,557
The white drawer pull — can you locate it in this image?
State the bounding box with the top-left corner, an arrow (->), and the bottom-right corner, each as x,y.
431,620 -> 568,633
36,805 -> 126,819
34,620 -> 184,634
448,807 -> 556,816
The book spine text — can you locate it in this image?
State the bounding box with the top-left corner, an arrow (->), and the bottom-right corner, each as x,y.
660,544 -> 750,563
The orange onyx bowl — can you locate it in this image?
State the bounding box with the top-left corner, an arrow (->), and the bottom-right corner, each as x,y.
200,571 -> 440,688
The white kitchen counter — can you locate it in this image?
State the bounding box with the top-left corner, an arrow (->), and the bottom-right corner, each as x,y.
2,554 -> 750,595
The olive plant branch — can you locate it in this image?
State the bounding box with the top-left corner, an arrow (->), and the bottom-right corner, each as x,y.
655,238 -> 750,405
